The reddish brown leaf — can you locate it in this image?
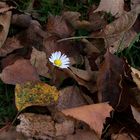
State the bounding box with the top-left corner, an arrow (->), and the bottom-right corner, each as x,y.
57,86 -> 89,110
97,51 -> 132,111
47,15 -> 75,38
0,37 -> 24,57
0,59 -> 40,85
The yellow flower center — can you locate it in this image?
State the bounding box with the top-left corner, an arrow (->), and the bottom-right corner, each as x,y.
54,59 -> 62,66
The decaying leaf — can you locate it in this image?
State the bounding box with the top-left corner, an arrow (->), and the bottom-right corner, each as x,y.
131,67 -> 140,89
0,59 -> 40,85
0,2 -> 12,48
97,51 -> 132,111
93,0 -> 124,17
62,103 -> 113,137
57,86 -> 89,110
30,47 -> 50,78
17,112 -> 86,139
15,82 -> 59,111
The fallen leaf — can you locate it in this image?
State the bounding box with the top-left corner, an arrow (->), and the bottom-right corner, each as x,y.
97,51 -> 132,111
15,82 -> 59,111
16,113 -> 75,139
131,67 -> 140,89
91,10 -> 138,37
0,37 -> 24,57
69,66 -> 95,81
30,47 -> 50,78
107,29 -> 137,53
0,58 -> 40,85
131,0 -> 140,10
93,0 -> 124,17
63,11 -> 107,31
12,14 -> 32,28
65,68 -> 97,93
47,15 -> 75,38
0,2 -> 12,48
62,103 -> 113,137
57,86 -> 89,110
131,105 -> 140,124
111,133 -> 137,140
66,130 -> 99,140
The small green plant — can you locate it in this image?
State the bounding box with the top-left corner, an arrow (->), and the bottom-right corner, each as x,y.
118,33 -> 140,68
0,82 -> 17,127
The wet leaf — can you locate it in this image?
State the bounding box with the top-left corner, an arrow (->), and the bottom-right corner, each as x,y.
62,103 -> 113,137
0,59 -> 40,85
15,82 -> 59,111
0,2 -> 12,48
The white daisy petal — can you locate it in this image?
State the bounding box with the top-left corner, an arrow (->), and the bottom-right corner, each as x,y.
57,51 -> 61,59
49,51 -> 70,69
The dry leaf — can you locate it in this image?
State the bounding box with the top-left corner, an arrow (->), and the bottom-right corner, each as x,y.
62,103 -> 113,137
69,66 -> 95,82
131,67 -> 140,89
63,11 -> 107,31
0,2 -> 12,48
131,0 -> 140,11
30,48 -> 50,78
97,51 -> 131,111
107,29 -> 137,53
65,68 -> 97,93
57,86 -> 89,110
12,14 -> 32,28
0,59 -> 40,85
111,133 -> 137,140
93,0 -> 124,17
131,105 -> 140,124
15,82 -> 59,111
91,10 -> 138,38
16,113 -> 75,139
0,37 -> 24,57
47,15 -> 75,38
66,130 -> 99,140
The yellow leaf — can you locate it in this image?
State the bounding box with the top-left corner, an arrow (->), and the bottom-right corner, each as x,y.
15,82 -> 59,111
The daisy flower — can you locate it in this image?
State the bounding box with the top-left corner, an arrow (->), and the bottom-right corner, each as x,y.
49,51 -> 70,69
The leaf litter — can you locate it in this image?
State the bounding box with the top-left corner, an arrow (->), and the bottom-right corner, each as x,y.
0,0 -> 140,139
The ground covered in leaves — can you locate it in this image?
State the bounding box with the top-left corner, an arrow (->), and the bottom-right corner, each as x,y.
0,0 -> 140,140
